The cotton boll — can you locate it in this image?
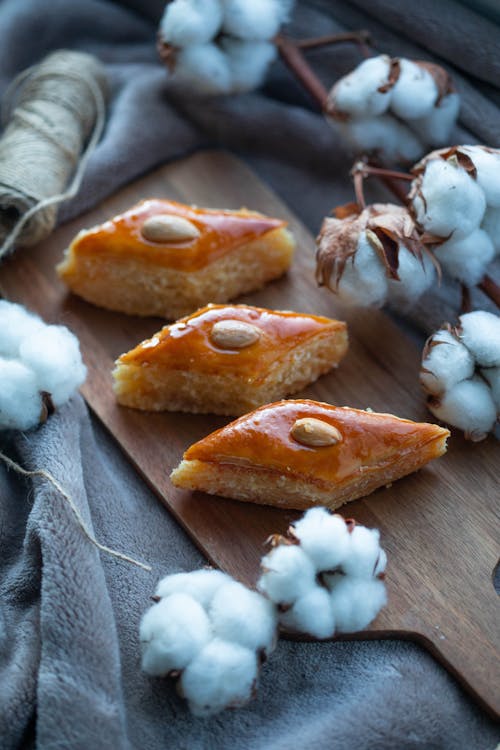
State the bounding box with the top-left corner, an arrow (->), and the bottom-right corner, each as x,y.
221,38 -> 276,93
180,638 -> 257,716
209,581 -> 277,655
0,300 -> 44,358
412,92 -> 460,146
420,329 -> 475,396
19,325 -> 86,407
0,358 -> 43,431
481,206 -> 500,254
390,60 -> 438,120
174,43 -> 232,95
386,246 -> 435,307
411,158 -> 486,239
290,507 -> 350,571
434,228 -> 495,285
330,577 -> 387,633
428,376 -> 497,441
458,310 -> 500,367
340,525 -> 383,579
258,544 -> 316,604
336,232 -> 388,308
221,0 -> 291,41
155,569 -> 231,609
331,56 -> 392,118
140,593 -> 212,676
481,367 -> 500,412
159,0 -> 223,46
279,586 -> 336,639
343,114 -> 423,164
462,146 -> 500,207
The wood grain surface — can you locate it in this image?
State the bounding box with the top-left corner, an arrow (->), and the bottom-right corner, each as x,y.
1,150 -> 498,718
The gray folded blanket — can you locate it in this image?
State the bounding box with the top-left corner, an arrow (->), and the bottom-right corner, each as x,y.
0,1 -> 498,748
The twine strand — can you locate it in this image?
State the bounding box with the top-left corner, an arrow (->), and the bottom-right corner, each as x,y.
0,449 -> 152,572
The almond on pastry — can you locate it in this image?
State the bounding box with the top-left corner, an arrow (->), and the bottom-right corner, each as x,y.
170,399 -> 449,510
113,305 -> 348,415
57,199 -> 294,319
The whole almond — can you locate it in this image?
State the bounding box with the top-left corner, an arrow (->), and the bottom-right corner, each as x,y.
210,320 -> 261,349
290,417 -> 343,447
141,214 -> 200,243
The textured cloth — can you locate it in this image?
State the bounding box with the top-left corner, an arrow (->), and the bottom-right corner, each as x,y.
0,1 -> 499,749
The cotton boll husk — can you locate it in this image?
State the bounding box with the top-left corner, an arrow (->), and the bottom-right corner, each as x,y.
481,206 -> 500,254
174,44 -> 232,95
411,92 -> 460,146
19,325 -> 86,407
434,228 -> 495,285
155,569 -> 231,609
331,56 -> 392,118
461,146 -> 500,207
209,581 -> 277,655
390,60 -> 438,120
330,577 -> 387,633
0,358 -> 43,431
221,0 -> 291,41
411,158 -> 486,239
386,246 -> 435,307
336,232 -> 388,308
481,367 -> 500,412
458,310 -> 500,367
279,586 -> 336,639
221,38 -> 276,93
159,0 -> 223,46
342,114 -> 423,164
420,328 -> 475,396
0,300 -> 44,358
290,507 -> 350,571
428,376 -> 497,440
340,525 -> 382,579
180,638 -> 257,716
258,544 -> 316,604
140,593 -> 212,676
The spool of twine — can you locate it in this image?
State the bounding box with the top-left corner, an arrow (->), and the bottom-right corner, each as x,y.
0,50 -> 108,257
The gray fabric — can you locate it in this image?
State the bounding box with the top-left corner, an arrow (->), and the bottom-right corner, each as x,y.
0,1 -> 499,748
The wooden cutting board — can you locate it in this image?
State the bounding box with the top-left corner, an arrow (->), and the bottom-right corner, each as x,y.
1,151 -> 498,718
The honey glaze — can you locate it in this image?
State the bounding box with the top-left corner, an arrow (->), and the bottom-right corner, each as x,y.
71,199 -> 286,271
118,305 -> 346,380
184,399 -> 449,482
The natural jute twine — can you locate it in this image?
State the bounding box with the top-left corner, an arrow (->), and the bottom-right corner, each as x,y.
0,450 -> 152,572
0,49 -> 108,257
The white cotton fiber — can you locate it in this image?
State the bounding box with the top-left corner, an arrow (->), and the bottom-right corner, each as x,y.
209,580 -> 277,655
458,310 -> 500,367
386,246 -> 435,307
340,525 -> 383,579
221,0 -> 292,41
481,367 -> 500,412
19,325 -> 87,407
175,43 -> 232,95
411,92 -> 460,146
258,544 -> 316,604
336,232 -> 388,307
390,59 -> 438,120
0,358 -> 43,431
420,328 -> 475,396
481,206 -> 500,254
435,228 -> 495,285
160,0 -> 223,46
140,593 -> 212,676
462,146 -> 500,208
290,507 -> 350,571
428,376 -> 497,441
0,300 -> 44,357
155,569 -> 231,608
332,55 -> 392,118
180,638 -> 257,716
411,158 -> 486,239
280,585 -> 336,639
221,38 -> 276,93
330,577 -> 387,633
342,114 -> 423,164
